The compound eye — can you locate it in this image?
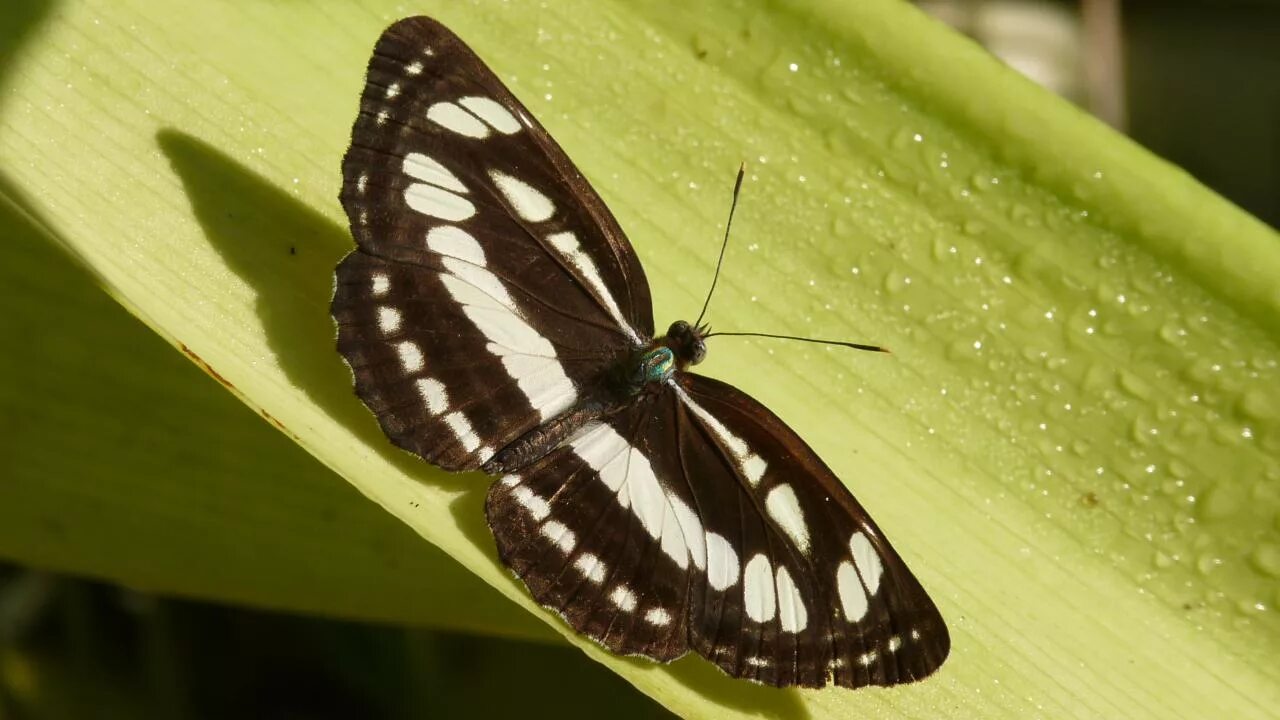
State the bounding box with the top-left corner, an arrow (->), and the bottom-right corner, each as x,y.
690,338 -> 707,365
668,320 -> 690,338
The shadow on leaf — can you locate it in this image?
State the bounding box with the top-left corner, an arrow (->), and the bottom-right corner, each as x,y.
155,129 -> 491,543
156,129 -> 811,716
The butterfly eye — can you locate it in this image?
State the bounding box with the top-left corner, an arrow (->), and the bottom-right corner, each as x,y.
690,337 -> 707,365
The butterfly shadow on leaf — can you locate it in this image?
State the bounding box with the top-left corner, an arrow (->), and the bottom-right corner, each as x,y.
155,129 -> 492,544
662,655 -> 812,719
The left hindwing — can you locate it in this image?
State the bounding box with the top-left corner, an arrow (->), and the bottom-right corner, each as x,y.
486,373 -> 949,688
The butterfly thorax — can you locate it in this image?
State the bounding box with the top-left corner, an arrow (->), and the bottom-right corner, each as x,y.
632,346 -> 676,387
482,321 -> 706,475
627,320 -> 708,391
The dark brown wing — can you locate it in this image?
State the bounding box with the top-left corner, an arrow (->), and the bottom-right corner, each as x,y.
485,375 -> 949,688
674,373 -> 950,687
332,17 -> 653,470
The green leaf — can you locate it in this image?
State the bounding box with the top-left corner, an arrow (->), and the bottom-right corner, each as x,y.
1,0 -> 1276,718
0,190 -> 552,642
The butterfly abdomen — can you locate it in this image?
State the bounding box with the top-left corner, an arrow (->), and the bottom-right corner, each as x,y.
481,397 -> 613,474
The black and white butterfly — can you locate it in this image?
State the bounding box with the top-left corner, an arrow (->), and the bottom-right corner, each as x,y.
332,16 -> 949,689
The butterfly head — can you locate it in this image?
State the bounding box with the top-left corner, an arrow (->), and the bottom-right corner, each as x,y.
665,320 -> 709,367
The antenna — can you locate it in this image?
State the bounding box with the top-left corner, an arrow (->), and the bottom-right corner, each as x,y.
695,164 -> 889,357
694,162 -> 746,328
705,331 -> 889,354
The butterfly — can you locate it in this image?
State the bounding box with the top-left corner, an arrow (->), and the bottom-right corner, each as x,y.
331,16 -> 949,689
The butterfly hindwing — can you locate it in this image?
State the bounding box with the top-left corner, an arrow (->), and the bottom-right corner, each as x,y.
334,17 -> 654,469
485,391 -> 693,662
486,374 -> 949,688
674,374 -> 950,687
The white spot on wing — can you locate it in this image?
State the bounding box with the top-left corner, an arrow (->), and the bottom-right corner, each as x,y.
396,341 -> 424,373
672,500 -> 706,571
644,607 -> 672,626
426,226 -> 485,265
377,306 -> 401,334
490,170 -> 555,222
426,101 -> 490,138
850,531 -> 884,595
385,82 -> 401,99
459,96 -> 521,134
415,378 -> 448,415
567,423 -> 703,569
705,532 -> 740,591
405,183 -> 475,221
837,561 -> 869,621
512,486 -> 550,521
443,411 -> 482,453
437,259 -> 577,421
405,60 -> 424,75
540,521 -> 576,553
439,258 -> 515,309
745,656 -> 770,668
575,553 -> 606,584
547,232 -> 639,344
764,484 -> 811,554
743,554 -> 777,623
672,387 -> 768,486
775,566 -> 807,633
403,153 -> 467,193
371,274 -> 390,297
610,585 -> 637,612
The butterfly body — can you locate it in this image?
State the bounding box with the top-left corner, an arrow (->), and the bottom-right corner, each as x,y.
334,16 -> 949,689
483,321 -> 703,474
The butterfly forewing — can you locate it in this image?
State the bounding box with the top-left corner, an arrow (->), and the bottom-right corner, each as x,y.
336,16 -> 948,688
334,17 -> 653,469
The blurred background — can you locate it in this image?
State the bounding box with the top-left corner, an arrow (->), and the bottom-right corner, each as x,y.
920,0 -> 1278,228
2,1 -> 1277,718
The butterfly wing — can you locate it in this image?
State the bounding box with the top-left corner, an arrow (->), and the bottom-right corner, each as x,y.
333,17 -> 653,471
672,373 -> 950,686
486,374 -> 949,688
